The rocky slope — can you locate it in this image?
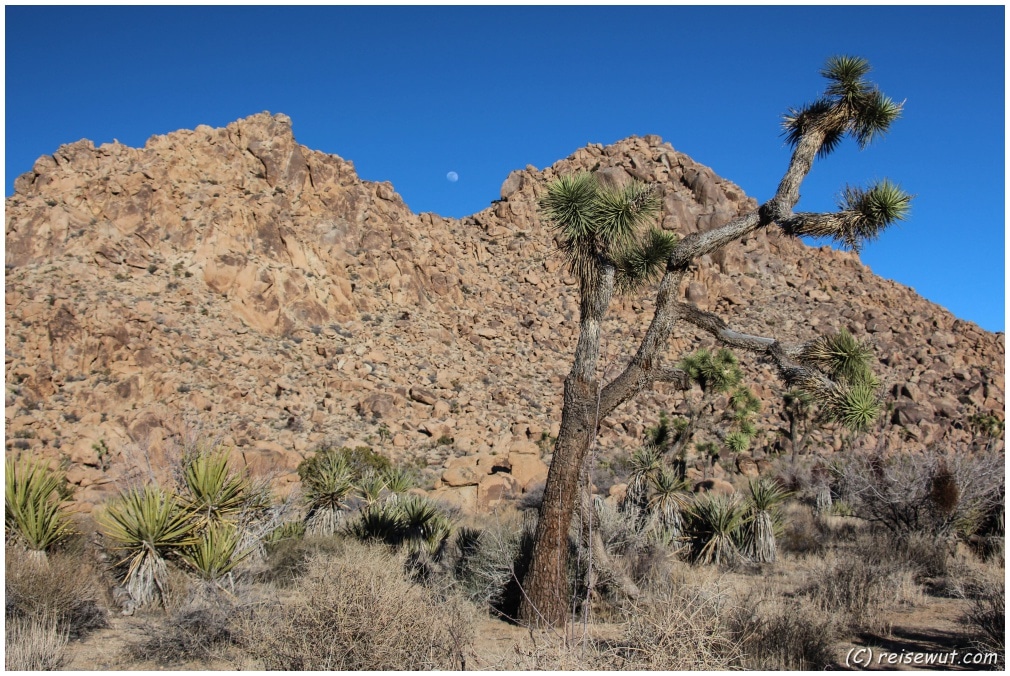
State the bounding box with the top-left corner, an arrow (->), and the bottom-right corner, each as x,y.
5,113 -> 1003,512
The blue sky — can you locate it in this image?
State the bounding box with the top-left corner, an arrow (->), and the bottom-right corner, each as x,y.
5,5 -> 1005,333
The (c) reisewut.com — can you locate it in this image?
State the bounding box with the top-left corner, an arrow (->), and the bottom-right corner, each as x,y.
846,647 -> 1001,668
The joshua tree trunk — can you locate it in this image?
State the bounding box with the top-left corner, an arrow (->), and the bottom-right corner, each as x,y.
519,264 -> 614,627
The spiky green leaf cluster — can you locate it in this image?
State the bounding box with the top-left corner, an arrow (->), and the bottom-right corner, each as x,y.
5,456 -> 75,553
181,521 -> 250,581
680,348 -> 743,394
828,380 -> 882,432
540,172 -> 667,292
724,431 -> 751,454
802,329 -> 876,384
648,468 -> 690,531
798,329 -> 882,432
344,495 -> 454,558
746,479 -> 792,513
98,486 -> 201,605
181,450 -> 251,525
301,449 -> 356,513
685,494 -> 748,565
783,55 -> 903,156
615,227 -> 678,292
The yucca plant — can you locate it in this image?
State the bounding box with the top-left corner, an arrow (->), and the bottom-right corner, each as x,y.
680,348 -> 742,395
381,467 -> 416,495
724,431 -> 751,454
743,480 -> 792,563
398,496 -> 454,559
648,468 -> 690,541
685,494 -> 748,566
625,446 -> 663,513
180,450 -> 251,525
181,520 -> 251,582
301,449 -> 356,536
5,456 -> 74,558
98,485 -> 200,606
541,171 -> 673,294
356,470 -> 389,506
345,500 -> 403,544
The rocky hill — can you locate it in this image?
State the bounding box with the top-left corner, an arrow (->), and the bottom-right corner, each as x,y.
5,113 -> 1004,512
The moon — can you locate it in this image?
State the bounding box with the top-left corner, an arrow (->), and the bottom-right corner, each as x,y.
446,171 -> 459,183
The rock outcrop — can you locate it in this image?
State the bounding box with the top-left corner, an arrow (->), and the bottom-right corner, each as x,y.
5,113 -> 1003,511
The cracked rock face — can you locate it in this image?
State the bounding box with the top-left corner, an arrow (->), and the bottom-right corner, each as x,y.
5,113 -> 1004,511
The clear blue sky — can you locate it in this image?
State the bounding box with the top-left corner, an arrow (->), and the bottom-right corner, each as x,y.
5,5 -> 1005,333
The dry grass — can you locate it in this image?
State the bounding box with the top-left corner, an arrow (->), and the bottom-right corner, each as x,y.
5,544 -> 108,638
487,570 -> 741,670
608,576 -> 742,669
800,544 -> 923,634
729,587 -> 839,669
238,541 -> 475,669
128,587 -> 238,667
5,614 -> 69,671
962,577 -> 1005,667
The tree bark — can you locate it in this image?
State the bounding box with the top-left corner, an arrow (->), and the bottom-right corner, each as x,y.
518,377 -> 598,627
518,264 -> 614,627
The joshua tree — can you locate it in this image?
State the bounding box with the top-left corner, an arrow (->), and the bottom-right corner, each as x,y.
518,56 -> 909,627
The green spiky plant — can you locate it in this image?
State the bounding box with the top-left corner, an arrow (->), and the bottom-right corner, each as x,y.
398,495 -> 454,559
799,329 -> 883,433
262,520 -> 306,552
743,479 -> 792,563
356,470 -> 389,506
300,449 -> 356,536
685,493 -> 748,566
648,468 -> 690,541
541,172 -> 675,294
98,485 -> 200,607
180,450 -> 251,526
381,466 -> 416,495
624,446 -> 663,514
5,456 -> 75,558
345,500 -> 403,545
181,520 -> 251,583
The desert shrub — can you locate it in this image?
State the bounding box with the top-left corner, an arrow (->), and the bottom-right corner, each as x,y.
5,455 -> 75,554
594,496 -> 652,556
5,614 -> 68,671
255,534 -> 346,586
606,575 -> 741,669
778,505 -> 828,557
129,595 -> 236,666
836,446 -> 1004,539
452,513 -> 537,618
240,543 -> 475,669
801,548 -> 921,633
261,520 -> 305,550
5,545 -> 108,638
961,578 -> 1005,668
729,589 -> 838,669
